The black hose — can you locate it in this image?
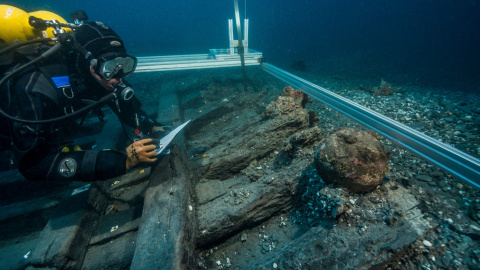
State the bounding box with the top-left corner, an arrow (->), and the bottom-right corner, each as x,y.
0,38 -> 55,56
0,90 -> 115,124
0,43 -> 116,124
0,43 -> 63,94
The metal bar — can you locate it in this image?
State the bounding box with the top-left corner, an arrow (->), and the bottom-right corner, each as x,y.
233,0 -> 242,46
228,19 -> 234,55
233,0 -> 248,91
136,60 -> 260,72
244,19 -> 249,51
136,51 -> 262,72
261,62 -> 480,189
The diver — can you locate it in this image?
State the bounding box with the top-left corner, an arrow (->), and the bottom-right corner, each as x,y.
0,7 -> 167,181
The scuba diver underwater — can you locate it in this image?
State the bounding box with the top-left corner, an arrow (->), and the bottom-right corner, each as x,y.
0,6 -> 168,182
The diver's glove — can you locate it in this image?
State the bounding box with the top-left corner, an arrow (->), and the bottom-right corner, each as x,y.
126,138 -> 158,170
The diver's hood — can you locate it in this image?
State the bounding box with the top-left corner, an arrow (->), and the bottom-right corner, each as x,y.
73,21 -> 127,85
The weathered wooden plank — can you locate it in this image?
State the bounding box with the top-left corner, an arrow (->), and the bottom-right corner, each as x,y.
130,143 -> 196,269
26,183 -> 107,269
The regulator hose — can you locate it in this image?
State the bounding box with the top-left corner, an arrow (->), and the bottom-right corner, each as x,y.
0,38 -> 55,56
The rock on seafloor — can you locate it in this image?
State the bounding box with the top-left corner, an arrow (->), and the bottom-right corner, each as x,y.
314,128 -> 390,192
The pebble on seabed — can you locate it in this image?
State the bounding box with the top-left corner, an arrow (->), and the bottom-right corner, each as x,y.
423,240 -> 433,247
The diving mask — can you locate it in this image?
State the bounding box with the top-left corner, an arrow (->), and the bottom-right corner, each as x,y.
94,53 -> 137,80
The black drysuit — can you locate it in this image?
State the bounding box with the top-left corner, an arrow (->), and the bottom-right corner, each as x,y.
0,45 -> 157,181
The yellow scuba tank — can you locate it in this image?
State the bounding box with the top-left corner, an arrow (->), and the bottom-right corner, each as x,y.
28,10 -> 73,39
0,6 -> 72,48
0,5 -> 36,48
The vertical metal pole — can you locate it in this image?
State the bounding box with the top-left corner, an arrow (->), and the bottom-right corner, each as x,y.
244,19 -> 249,53
234,0 -> 248,91
229,19 -> 234,55
245,0 -> 247,19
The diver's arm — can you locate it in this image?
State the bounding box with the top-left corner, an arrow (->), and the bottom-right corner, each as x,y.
18,149 -> 127,181
109,95 -> 160,136
19,138 -> 158,181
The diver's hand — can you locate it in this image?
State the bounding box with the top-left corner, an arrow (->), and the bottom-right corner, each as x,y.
126,138 -> 157,170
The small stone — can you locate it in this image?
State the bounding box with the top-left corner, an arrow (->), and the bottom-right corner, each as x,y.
240,233 -> 247,242
430,171 -> 444,178
415,175 -> 433,182
470,225 -> 480,232
332,204 -> 345,218
365,210 -> 376,220
273,262 -> 278,269
445,117 -> 455,123
423,240 -> 433,247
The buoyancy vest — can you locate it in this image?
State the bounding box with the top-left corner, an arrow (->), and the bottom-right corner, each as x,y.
2,44 -> 93,155
12,45 -> 82,110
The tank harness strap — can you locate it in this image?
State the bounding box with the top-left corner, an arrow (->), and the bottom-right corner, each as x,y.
81,150 -> 98,180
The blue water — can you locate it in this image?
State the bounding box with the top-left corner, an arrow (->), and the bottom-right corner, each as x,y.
5,0 -> 480,92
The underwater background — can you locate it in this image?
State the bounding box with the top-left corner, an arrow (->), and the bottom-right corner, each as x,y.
4,0 -> 480,93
